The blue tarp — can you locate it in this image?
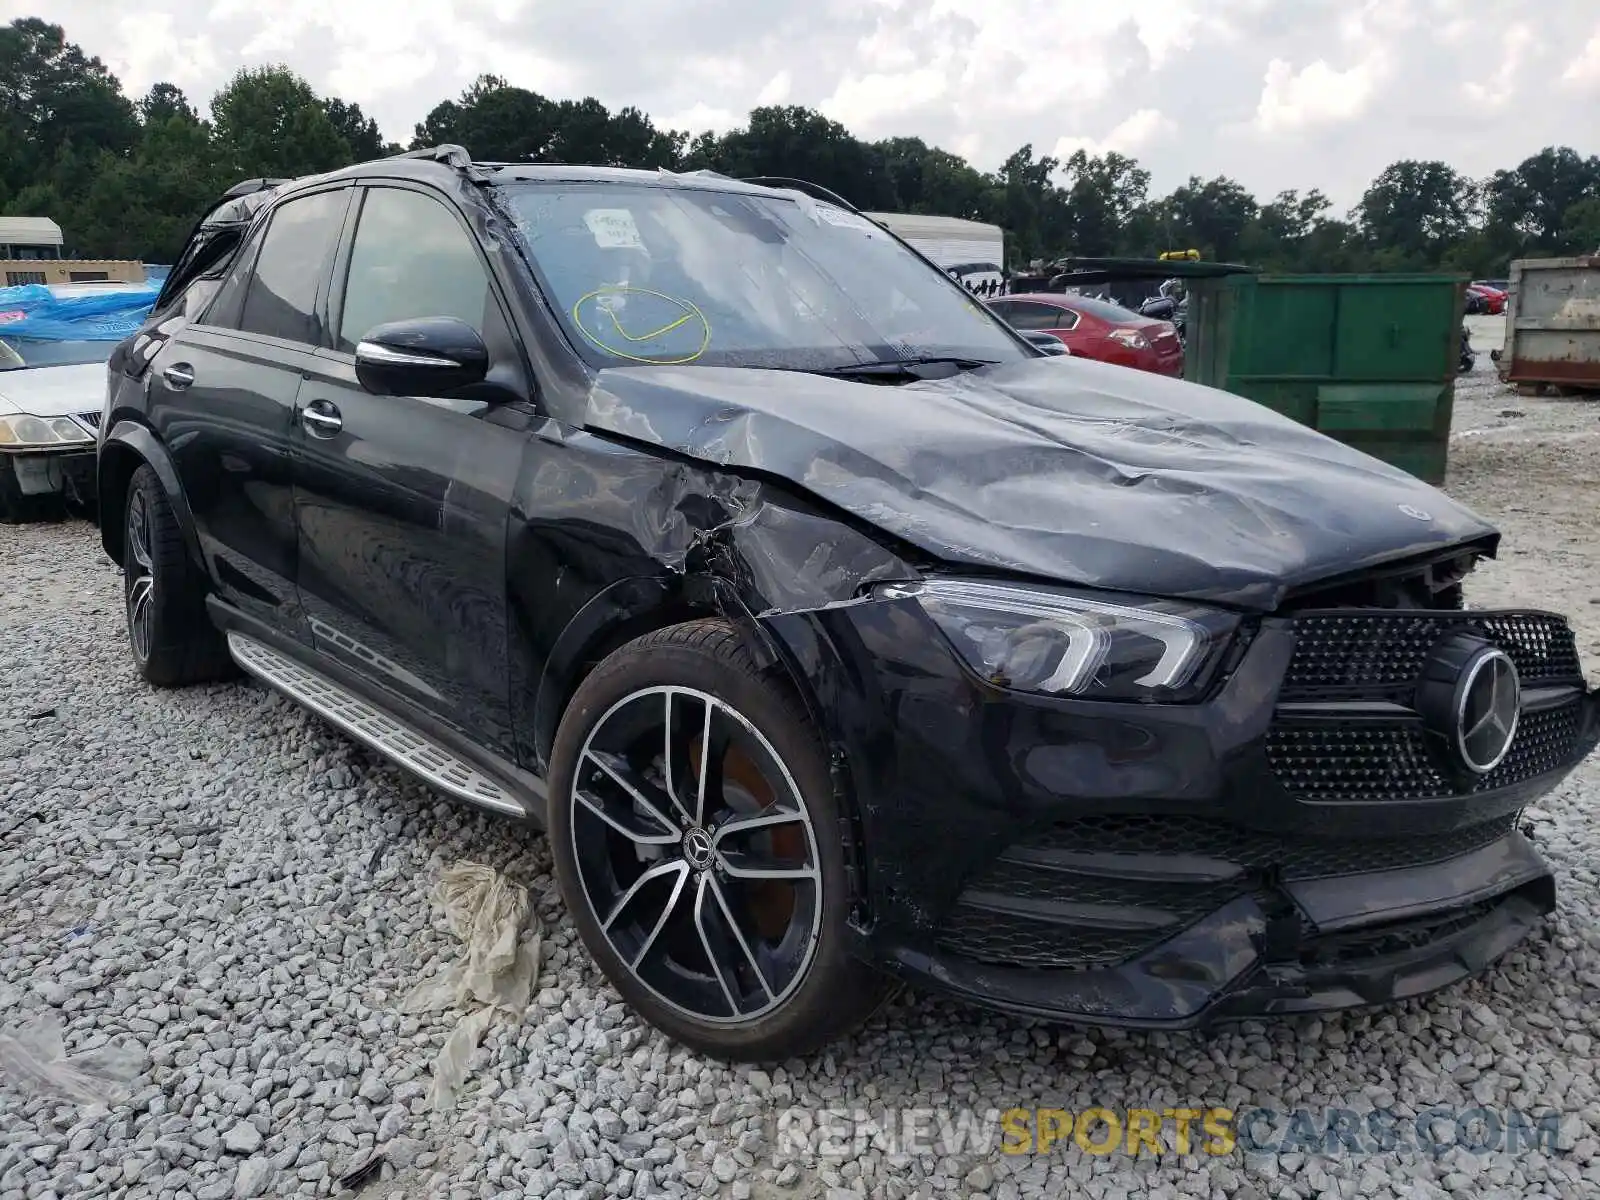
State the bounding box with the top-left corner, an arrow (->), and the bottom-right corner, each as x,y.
0,282 -> 161,342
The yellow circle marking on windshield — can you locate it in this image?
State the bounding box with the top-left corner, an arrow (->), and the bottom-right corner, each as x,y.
572,286 -> 711,364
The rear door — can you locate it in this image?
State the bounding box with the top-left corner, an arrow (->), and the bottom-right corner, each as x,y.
290,182 -> 535,758
143,184 -> 352,641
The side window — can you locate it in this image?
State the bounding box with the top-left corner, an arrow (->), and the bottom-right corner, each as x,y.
1052,307 -> 1081,331
201,227 -> 266,329
237,190 -> 348,344
1000,301 -> 1065,332
337,188 -> 491,352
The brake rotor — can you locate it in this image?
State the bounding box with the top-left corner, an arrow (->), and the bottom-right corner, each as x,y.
691,738 -> 801,940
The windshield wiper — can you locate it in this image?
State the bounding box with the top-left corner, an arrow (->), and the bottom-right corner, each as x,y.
809,356 -> 998,380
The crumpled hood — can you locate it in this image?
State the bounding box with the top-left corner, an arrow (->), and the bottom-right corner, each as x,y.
584,355 -> 1496,611
0,363 -> 106,419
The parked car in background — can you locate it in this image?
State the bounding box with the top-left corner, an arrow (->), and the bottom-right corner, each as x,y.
1,281 -> 159,520
988,292 -> 1184,376
99,149 -> 1598,1061
1466,283 -> 1507,315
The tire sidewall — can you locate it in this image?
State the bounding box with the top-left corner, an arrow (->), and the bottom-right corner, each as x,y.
548,632 -> 864,1060
124,469 -> 161,672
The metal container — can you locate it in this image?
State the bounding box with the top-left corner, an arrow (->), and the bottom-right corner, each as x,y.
1497,256 -> 1600,391
1186,273 -> 1467,483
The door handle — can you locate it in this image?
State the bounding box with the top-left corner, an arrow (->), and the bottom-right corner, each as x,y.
301,399 -> 343,438
163,363 -> 195,390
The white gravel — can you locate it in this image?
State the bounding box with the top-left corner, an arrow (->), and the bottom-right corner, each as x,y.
3,358 -> 1600,1200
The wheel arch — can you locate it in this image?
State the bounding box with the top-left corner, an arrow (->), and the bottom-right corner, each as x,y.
529,575 -> 720,772
529,574 -> 836,776
97,421 -> 204,573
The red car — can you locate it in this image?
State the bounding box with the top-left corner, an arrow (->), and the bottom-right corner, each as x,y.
1467,283 -> 1507,315
989,292 -> 1184,376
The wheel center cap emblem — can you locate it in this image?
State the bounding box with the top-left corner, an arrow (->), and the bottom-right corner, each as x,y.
682,827 -> 714,869
1456,649 -> 1521,774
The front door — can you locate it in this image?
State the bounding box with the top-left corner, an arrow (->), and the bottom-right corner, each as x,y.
291,183 -> 535,758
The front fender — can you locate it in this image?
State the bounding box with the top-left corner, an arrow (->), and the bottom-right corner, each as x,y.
526,575 -> 692,770
97,419 -> 204,573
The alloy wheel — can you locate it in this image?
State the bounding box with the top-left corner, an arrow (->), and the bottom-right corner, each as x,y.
568,685 -> 823,1024
125,489 -> 155,663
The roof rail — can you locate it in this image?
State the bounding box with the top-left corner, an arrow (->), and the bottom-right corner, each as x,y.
389,144 -> 494,183
221,177 -> 290,200
392,144 -> 471,168
739,176 -> 863,213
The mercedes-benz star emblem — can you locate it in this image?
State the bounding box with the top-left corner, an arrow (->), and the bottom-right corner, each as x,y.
1455,649 -> 1521,774
682,827 -> 714,870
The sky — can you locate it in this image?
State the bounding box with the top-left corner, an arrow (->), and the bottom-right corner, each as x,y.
12,0 -> 1600,210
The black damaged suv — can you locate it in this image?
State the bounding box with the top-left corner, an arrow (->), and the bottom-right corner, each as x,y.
99,147 -> 1599,1060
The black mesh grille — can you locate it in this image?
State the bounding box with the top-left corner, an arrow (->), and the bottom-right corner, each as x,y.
1281,611 -> 1582,702
1013,811 -> 1519,880
1268,700 -> 1584,803
933,814 -> 1522,970
958,860 -> 1240,916
935,910 -> 1154,970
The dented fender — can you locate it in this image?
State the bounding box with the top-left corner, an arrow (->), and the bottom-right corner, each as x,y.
507,420 -> 919,773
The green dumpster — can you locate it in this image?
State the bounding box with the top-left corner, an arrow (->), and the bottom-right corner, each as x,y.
1040,258 -> 1468,483
1183,271 -> 1467,483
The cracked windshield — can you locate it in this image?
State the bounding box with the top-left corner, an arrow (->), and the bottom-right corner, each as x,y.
502,183 -> 1025,370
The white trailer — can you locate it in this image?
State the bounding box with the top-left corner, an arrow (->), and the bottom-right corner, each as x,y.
864,212 -> 1005,290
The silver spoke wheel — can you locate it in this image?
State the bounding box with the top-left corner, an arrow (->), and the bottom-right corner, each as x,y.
125,489 -> 156,663
569,685 -> 823,1024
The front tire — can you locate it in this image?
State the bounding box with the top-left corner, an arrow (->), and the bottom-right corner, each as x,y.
123,465 -> 234,686
548,619 -> 890,1061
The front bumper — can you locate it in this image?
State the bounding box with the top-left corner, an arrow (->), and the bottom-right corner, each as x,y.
2,445 -> 97,504
769,598 -> 1599,1026
887,826 -> 1555,1027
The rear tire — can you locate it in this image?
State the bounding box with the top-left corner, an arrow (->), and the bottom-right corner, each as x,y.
548,619 -> 890,1061
123,464 -> 235,686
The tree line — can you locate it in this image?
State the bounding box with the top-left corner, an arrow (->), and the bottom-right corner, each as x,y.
4,17 -> 1598,274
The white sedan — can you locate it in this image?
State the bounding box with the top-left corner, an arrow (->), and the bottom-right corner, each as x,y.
0,283 -> 154,522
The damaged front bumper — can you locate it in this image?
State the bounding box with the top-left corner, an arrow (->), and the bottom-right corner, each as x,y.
768,595 -> 1600,1028
2,446 -> 97,505
886,825 -> 1556,1028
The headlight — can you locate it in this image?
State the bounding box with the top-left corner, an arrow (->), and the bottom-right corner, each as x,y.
878,579 -> 1240,702
0,414 -> 95,448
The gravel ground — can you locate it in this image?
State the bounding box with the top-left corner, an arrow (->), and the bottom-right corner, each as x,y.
3,349 -> 1600,1200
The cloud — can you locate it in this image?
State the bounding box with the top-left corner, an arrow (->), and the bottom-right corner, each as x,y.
822,67 -> 950,130
1053,109 -> 1176,162
1563,27 -> 1600,91
1254,56 -> 1383,135
1463,23 -> 1533,110
8,0 -> 1598,210
755,70 -> 793,106
657,103 -> 742,136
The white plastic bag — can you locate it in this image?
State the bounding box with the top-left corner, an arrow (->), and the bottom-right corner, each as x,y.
400,863 -> 540,1111
0,1011 -> 144,1105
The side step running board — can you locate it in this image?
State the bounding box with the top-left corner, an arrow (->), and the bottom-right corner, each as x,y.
227,632 -> 528,818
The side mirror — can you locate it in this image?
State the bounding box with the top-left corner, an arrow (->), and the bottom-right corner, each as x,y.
1022,331 -> 1070,356
354,316 -> 488,397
